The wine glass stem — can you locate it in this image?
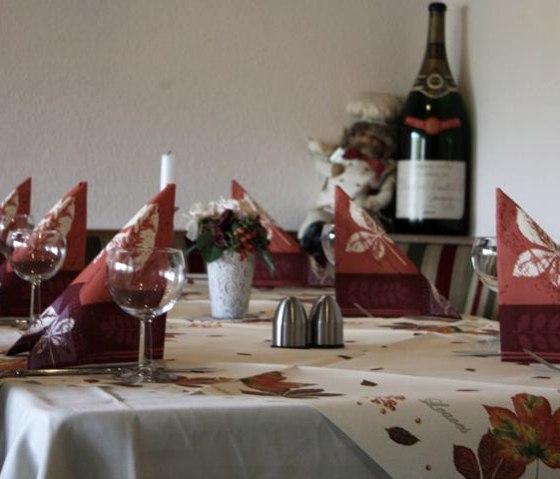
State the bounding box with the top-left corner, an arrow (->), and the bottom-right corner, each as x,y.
29,280 -> 41,325
138,319 -> 154,370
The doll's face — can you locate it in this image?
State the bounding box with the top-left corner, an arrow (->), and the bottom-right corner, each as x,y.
347,129 -> 387,159
343,122 -> 396,160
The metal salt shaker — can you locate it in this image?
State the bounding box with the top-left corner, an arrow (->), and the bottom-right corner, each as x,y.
271,296 -> 309,348
309,295 -> 344,348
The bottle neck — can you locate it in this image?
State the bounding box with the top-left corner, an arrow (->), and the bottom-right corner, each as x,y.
420,9 -> 451,75
412,5 -> 457,98
428,10 -> 446,50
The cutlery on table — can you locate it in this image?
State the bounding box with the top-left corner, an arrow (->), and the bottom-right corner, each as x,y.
0,366 -> 216,378
523,349 -> 560,373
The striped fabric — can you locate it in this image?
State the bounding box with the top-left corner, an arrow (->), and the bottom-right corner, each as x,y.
396,242 -> 498,320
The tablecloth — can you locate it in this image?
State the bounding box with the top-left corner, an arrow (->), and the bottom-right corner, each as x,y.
1,280 -> 559,479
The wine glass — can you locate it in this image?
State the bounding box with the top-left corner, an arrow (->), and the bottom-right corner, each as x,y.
320,223 -> 336,265
471,236 -> 498,293
0,214 -> 34,258
7,228 -> 67,329
106,246 -> 186,383
471,236 -> 499,346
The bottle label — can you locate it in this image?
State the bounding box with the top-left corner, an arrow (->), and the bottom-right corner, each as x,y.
404,116 -> 462,135
413,72 -> 457,99
396,160 -> 466,220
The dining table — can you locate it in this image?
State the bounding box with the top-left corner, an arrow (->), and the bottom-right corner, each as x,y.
0,277 -> 558,479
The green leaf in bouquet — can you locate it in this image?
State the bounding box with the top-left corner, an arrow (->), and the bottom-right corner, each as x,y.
202,244 -> 223,263
196,228 -> 214,246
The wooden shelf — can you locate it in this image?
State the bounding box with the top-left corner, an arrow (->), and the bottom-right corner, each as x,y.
390,234 -> 475,245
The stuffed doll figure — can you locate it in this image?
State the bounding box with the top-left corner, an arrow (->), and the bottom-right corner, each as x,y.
298,93 -> 402,262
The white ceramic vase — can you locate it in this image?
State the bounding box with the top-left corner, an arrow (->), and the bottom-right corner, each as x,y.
206,251 -> 256,319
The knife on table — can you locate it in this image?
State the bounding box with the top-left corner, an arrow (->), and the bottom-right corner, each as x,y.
0,366 -> 215,378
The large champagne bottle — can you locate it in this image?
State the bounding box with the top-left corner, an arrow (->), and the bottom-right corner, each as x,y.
395,2 -> 470,235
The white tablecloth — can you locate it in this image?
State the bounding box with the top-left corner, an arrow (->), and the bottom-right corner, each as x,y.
1,282 -> 558,479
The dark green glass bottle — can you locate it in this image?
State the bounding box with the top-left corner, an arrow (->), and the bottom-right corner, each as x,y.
395,2 -> 470,235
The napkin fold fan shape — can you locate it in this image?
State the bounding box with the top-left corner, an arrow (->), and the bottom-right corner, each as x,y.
334,187 -> 460,319
8,185 -> 176,368
231,180 -> 310,286
0,178 -> 32,267
0,177 -> 31,222
0,181 -> 87,317
497,188 -> 560,362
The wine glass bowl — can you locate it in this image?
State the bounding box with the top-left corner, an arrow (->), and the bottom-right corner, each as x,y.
471,236 -> 498,293
7,228 -> 67,328
0,214 -> 34,258
106,246 -> 186,383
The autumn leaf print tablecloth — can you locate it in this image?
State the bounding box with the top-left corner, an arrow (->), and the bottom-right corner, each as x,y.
2,281 -> 560,479
204,363 -> 560,479
167,287 -> 560,479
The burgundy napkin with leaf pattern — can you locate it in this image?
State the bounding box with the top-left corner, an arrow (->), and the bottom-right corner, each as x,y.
497,188 -> 560,362
231,179 -> 334,286
231,179 -> 308,286
0,177 -> 31,221
0,178 -> 32,266
0,182 -> 87,316
8,185 -> 176,368
335,187 -> 460,318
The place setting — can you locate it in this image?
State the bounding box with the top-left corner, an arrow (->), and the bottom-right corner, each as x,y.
1,179 -> 560,479
0,182 -> 221,383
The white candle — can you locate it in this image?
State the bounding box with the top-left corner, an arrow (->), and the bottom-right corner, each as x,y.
160,151 -> 176,190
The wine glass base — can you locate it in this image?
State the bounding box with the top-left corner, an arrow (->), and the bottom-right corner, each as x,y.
113,366 -> 178,384
475,315 -> 501,350
15,318 -> 30,331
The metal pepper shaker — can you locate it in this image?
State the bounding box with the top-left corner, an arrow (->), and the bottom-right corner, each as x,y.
271,296 -> 309,348
309,295 -> 344,348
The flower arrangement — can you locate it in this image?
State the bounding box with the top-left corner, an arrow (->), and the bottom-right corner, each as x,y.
185,198 -> 274,271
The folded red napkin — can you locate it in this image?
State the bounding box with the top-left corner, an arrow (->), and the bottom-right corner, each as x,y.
231,180 -> 308,286
0,177 -> 31,219
0,178 -> 32,266
0,182 -> 87,316
334,187 -> 460,318
8,185 -> 176,368
497,188 -> 560,362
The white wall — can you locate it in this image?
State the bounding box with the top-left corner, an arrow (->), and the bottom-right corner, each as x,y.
0,0 -> 558,238
468,1 -> 560,239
